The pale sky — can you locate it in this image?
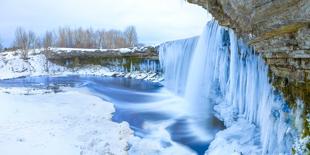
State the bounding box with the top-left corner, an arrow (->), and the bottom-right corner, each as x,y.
0,0 -> 211,47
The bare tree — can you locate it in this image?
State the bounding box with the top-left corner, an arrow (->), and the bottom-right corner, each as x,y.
124,26 -> 138,47
103,30 -> 128,48
28,31 -> 36,49
14,27 -> 29,59
73,27 -> 83,48
41,31 -> 53,72
103,30 -> 114,49
57,27 -> 67,47
9,26 -> 140,51
95,30 -> 105,49
14,27 -> 28,49
85,27 -> 96,48
65,27 -> 74,48
115,32 -> 127,48
42,31 -> 54,50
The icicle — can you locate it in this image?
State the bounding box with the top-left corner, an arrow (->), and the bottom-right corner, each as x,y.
159,36 -> 198,95
159,20 -> 296,154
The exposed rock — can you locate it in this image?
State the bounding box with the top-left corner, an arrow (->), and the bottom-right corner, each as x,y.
42,47 -> 160,75
188,0 -> 310,153
0,49 -> 162,82
187,0 -> 310,115
44,46 -> 158,60
188,0 -> 310,82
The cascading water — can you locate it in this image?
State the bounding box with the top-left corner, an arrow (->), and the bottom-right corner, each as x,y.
159,37 -> 198,95
159,20 -> 299,154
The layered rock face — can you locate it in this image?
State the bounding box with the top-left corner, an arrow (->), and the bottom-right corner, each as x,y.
188,0 -> 309,151
44,47 -> 160,73
188,0 -> 310,81
45,47 -> 158,60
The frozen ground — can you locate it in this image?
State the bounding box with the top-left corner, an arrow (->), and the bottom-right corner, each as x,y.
0,49 -> 162,82
0,87 -> 132,155
0,86 -> 196,155
0,49 -> 198,155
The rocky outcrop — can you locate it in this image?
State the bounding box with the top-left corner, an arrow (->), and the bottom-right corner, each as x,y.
45,46 -> 158,60
187,0 -> 310,81
43,47 -> 161,75
188,0 -> 309,153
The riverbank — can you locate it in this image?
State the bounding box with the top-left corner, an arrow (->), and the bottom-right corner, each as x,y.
0,78 -> 196,155
0,87 -> 132,155
0,48 -> 162,82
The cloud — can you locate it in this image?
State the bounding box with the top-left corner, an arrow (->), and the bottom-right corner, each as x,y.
0,0 -> 211,46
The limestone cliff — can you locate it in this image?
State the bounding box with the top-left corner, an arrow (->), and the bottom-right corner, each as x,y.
188,0 -> 310,81
188,0 -> 309,153
43,47 -> 160,73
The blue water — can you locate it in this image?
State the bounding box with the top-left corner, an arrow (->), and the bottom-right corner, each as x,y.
0,76 -> 224,155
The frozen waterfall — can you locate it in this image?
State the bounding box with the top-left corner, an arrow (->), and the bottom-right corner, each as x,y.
159,36 -> 198,95
159,20 -> 297,154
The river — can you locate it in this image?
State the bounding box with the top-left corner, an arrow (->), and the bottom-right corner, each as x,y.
0,75 -> 224,155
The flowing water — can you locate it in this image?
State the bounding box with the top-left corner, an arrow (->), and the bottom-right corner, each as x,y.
0,20 -> 300,154
159,20 -> 297,154
0,76 -> 224,155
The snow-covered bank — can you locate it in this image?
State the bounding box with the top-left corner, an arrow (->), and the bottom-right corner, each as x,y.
0,49 -> 162,82
0,87 -> 132,155
0,82 -> 198,155
47,46 -> 157,58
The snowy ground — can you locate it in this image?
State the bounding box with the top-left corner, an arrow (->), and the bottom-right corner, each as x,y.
0,87 -> 132,155
0,86 -> 197,155
49,46 -> 148,53
0,49 -> 162,82
0,49 -> 194,154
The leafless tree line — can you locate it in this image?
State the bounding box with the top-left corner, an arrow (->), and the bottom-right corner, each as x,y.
13,27 -> 41,59
12,26 -> 138,51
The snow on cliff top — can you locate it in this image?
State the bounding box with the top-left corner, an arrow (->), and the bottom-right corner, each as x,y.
49,46 -> 151,54
0,49 -> 161,81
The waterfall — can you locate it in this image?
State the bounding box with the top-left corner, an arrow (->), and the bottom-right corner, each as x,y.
159,37 -> 198,95
159,20 -> 297,154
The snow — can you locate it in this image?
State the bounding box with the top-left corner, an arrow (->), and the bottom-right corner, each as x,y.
128,119 -> 196,155
0,50 -> 65,79
49,47 -> 145,54
0,86 -> 197,155
0,49 -> 161,81
0,87 -> 133,155
0,49 -> 191,154
205,119 -> 261,155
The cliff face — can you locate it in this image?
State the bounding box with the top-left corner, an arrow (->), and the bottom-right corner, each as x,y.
188,0 -> 309,152
43,47 -> 160,74
188,0 -> 310,82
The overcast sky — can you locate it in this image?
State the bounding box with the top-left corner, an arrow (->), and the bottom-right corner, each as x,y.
0,0 -> 211,47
